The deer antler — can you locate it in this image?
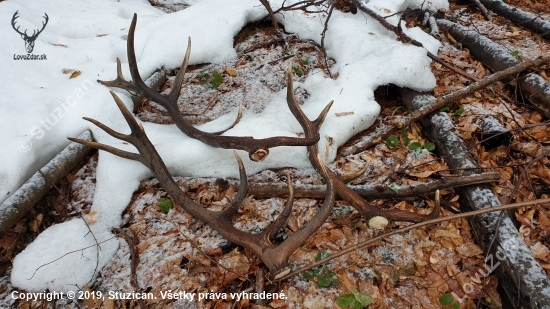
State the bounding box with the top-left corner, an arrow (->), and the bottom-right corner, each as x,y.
98,14 -> 319,162
72,63 -> 335,272
284,68 -> 440,223
78,13 -> 440,275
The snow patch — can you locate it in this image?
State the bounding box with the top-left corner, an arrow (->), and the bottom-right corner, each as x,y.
5,0 -> 448,291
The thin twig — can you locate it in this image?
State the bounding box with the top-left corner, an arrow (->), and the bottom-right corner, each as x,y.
339,56 -> 550,156
320,4 -> 334,78
273,197 -> 550,281
28,237 -> 116,280
36,169 -> 102,288
472,0 -> 492,21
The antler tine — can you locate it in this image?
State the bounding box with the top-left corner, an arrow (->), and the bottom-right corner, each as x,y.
262,172 -> 295,245
34,13 -> 48,37
285,63 -> 440,224
286,62 -> 333,138
218,151 -> 249,219
209,103 -> 244,135
167,37 -> 192,102
11,11 -> 25,36
125,14 -> 169,104
108,91 -> 146,135
82,116 -> 128,141
98,58 -> 135,93
68,137 -> 141,161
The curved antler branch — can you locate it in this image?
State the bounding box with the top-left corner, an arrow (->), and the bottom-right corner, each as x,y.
72,62 -> 336,272
99,14 -> 320,162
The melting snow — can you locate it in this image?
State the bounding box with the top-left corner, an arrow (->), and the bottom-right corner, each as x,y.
3,0 -> 448,291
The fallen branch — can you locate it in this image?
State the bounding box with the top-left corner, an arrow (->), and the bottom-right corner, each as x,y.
274,197 -> 550,282
0,130 -> 93,232
437,19 -> 550,119
114,228 -> 146,309
479,0 -> 550,39
400,88 -> 550,308
242,172 -> 500,199
472,0 -> 492,21
339,55 -> 550,156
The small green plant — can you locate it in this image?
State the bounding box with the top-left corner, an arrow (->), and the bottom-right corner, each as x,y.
439,106 -> 450,112
408,141 -> 436,152
453,106 -> 465,117
439,293 -> 460,309
510,50 -> 522,61
388,183 -> 400,194
303,250 -> 338,287
385,135 -> 399,148
292,64 -> 303,76
424,142 -> 435,151
198,70 -> 224,89
158,198 -> 173,213
401,126 -> 410,146
301,56 -> 310,65
198,70 -> 209,79
336,288 -> 373,309
408,141 -> 422,151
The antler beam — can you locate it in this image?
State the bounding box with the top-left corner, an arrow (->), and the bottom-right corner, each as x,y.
76,13 -> 441,274
98,14 -> 320,162
72,64 -> 335,272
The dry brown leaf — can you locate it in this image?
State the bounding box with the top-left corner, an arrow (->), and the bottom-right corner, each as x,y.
456,242 -> 483,257
225,67 -> 237,76
409,170 -> 435,178
70,70 -> 81,79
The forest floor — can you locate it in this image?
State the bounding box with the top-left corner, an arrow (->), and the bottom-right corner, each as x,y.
1,0 -> 550,308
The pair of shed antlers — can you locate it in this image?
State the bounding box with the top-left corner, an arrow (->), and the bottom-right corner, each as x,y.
71,14 -> 438,274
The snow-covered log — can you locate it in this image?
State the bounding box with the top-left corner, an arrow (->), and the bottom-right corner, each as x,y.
0,131 -> 93,232
480,0 -> 550,40
438,19 -> 550,119
400,88 -> 550,309
478,116 -> 513,149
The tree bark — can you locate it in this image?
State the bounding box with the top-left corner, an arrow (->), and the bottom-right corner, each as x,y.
479,0 -> 550,40
437,19 -> 550,119
400,88 -> 550,309
0,130 -> 93,232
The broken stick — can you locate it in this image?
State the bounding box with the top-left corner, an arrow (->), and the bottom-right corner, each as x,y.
340,56 -> 550,156
241,171 -> 500,199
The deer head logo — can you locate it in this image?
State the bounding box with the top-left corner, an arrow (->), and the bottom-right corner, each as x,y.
12,11 -> 49,53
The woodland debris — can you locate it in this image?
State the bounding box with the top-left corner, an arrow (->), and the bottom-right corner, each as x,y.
241,172 -> 500,199
400,87 -> 550,309
340,55 -> 550,156
0,130 -> 93,232
478,116 -> 514,149
472,0 -> 492,21
437,19 -> 550,119
479,0 -> 550,39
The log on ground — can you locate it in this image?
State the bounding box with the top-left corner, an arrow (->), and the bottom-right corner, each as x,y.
400,87 -> 550,309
